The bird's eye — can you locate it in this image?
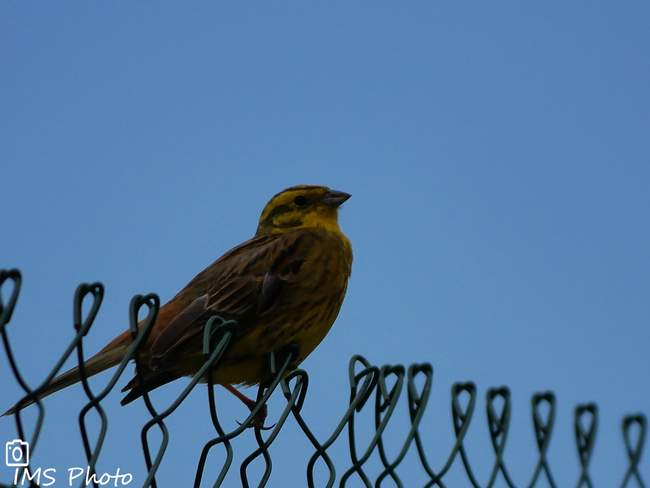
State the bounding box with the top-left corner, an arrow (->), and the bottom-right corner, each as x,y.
293,195 -> 308,208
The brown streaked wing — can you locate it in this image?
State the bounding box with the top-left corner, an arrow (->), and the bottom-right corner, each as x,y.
150,294 -> 210,359
147,230 -> 319,367
146,234 -> 277,367
205,231 -> 317,316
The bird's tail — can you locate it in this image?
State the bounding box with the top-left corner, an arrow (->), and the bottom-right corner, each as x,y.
2,346 -> 128,416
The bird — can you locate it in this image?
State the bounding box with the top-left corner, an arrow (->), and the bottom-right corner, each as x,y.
4,185 -> 353,423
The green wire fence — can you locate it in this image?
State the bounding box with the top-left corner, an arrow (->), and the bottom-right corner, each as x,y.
0,268 -> 646,488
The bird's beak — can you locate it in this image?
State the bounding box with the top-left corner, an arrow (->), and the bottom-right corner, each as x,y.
320,189 -> 351,207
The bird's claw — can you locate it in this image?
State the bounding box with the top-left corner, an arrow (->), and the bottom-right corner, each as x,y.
236,419 -> 276,430
237,402 -> 270,429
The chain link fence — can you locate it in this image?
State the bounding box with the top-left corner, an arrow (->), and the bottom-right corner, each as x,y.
0,269 -> 646,488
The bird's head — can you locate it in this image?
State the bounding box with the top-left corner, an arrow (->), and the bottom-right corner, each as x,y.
256,185 -> 351,236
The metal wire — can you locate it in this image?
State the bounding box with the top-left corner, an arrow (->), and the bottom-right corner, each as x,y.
0,269 -> 646,488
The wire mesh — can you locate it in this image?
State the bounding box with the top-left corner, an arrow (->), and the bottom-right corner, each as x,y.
0,268 -> 646,488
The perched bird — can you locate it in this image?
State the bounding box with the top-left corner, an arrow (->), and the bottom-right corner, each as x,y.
4,185 -> 353,420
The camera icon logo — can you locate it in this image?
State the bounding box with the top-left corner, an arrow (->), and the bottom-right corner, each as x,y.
5,440 -> 29,467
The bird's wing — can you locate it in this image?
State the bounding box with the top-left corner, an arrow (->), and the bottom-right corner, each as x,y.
148,230 -> 315,368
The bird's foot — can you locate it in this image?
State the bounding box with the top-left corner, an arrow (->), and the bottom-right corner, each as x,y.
223,384 -> 273,429
236,403 -> 273,430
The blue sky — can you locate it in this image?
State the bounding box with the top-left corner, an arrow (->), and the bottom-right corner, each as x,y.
1,2 -> 649,486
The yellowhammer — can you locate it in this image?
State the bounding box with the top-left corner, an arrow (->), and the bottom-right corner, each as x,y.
5,185 -> 352,419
